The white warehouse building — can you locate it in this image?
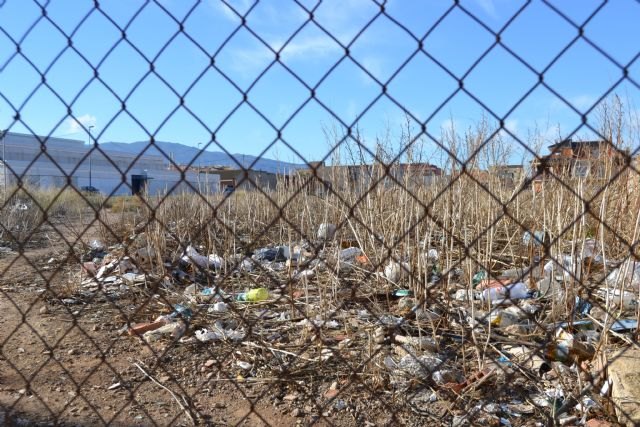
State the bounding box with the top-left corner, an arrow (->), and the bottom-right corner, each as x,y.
0,132 -> 219,196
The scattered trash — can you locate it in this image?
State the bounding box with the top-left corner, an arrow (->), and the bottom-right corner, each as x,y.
133,247 -> 156,267
194,324 -> 245,342
197,286 -> 225,298
481,282 -> 531,304
127,304 -> 192,336
88,239 -> 106,252
295,269 -> 315,280
317,223 -> 337,240
253,246 -> 287,262
394,334 -> 438,352
546,328 -> 595,365
502,345 -> 551,376
339,247 -> 362,262
236,288 -> 269,302
236,361 -> 252,370
499,267 -> 531,280
476,277 -> 512,290
385,353 -> 444,382
574,296 -> 593,316
544,255 -> 582,281
595,288 -> 638,309
82,261 -> 98,275
582,239 -> 603,261
355,254 -> 370,265
121,273 -> 146,286
605,258 -> 640,287
333,399 -> 347,411
560,318 -> 638,333
609,319 -> 638,332
426,248 -> 439,261
208,302 -> 228,313
454,289 -> 478,301
472,270 -> 487,287
384,260 -> 410,283
182,245 -> 223,270
522,230 -> 548,247
443,367 -> 495,394
51,221 -> 640,425
536,276 -> 562,298
143,321 -> 186,342
298,318 -> 340,329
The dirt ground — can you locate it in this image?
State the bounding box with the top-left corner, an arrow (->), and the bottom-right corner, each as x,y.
0,220 -> 391,426
5,209 -> 628,427
0,226 -> 306,427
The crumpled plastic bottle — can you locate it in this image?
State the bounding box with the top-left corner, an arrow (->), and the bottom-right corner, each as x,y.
472,270 -> 486,287
235,288 -> 269,302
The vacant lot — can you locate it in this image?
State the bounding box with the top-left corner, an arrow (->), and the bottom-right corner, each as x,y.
1,167 -> 638,426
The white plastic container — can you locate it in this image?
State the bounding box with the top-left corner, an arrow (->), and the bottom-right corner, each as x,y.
482,282 -> 529,302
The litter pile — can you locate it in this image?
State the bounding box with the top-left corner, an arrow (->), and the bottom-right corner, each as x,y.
62,228 -> 639,425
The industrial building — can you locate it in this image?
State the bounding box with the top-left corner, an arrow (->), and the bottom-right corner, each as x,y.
0,132 -> 218,196
198,166 -> 279,192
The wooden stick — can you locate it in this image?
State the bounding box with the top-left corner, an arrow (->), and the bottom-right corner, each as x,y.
134,361 -> 199,425
241,341 -> 319,362
587,314 -> 639,349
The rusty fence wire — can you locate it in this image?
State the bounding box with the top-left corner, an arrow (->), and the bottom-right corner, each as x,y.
1,0 -> 640,426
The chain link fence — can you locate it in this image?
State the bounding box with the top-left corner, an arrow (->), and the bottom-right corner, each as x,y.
1,0 -> 640,425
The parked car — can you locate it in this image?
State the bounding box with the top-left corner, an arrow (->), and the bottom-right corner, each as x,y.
80,185 -> 100,194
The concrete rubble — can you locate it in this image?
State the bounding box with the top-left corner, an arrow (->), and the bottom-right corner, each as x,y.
607,348 -> 640,426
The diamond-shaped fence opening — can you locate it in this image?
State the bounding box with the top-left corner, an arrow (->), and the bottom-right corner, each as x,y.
1,0 -> 640,426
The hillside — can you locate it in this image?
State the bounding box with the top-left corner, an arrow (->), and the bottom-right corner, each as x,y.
100,141 -> 304,173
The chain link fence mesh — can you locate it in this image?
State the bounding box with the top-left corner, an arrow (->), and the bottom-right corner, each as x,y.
1,0 -> 640,425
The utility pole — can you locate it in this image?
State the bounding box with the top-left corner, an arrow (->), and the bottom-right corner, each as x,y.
1,129 -> 6,194
197,143 -> 203,192
88,125 -> 95,187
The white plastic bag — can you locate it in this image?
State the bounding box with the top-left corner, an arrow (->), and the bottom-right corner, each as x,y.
543,255 -> 581,281
384,261 -> 410,283
317,223 -> 337,240
183,245 -> 223,269
605,258 -> 640,288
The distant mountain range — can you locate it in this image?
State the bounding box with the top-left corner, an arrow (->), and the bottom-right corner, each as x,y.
99,141 -> 305,173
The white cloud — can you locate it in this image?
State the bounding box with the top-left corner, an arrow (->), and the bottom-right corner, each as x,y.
544,123 -> 563,142
504,118 -> 518,134
550,94 -> 596,112
211,0 -> 382,76
231,45 -> 273,74
569,94 -> 596,111
66,114 -> 97,135
227,34 -> 342,76
440,118 -> 463,136
279,35 -> 342,60
346,99 -> 359,122
213,0 -> 254,22
496,118 -> 519,141
474,0 -> 499,20
312,0 -> 380,43
358,56 -> 384,85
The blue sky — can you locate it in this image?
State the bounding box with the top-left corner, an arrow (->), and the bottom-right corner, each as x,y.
1,0 -> 639,167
